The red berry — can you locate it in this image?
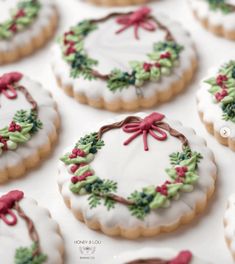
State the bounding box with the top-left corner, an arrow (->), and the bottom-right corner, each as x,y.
71,176 -> 78,184
160,52 -> 171,59
154,62 -> 161,68
69,153 -> 77,159
77,149 -> 86,157
9,23 -> 17,33
70,164 -> 79,173
143,63 -> 152,72
14,9 -> 25,19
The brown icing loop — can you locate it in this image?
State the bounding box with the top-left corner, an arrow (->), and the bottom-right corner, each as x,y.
98,112 -> 189,152
14,202 -> 41,256
17,85 -> 38,111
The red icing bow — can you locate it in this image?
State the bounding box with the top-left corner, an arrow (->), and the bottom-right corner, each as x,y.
169,250 -> 193,264
0,72 -> 22,99
0,190 -> 24,225
115,7 -> 156,40
122,112 -> 167,151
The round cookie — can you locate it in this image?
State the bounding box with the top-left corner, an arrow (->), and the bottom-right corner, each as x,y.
197,61 -> 235,151
58,112 -> 216,239
52,7 -> 197,112
107,247 -> 210,264
224,194 -> 235,261
85,0 -> 153,7
0,72 -> 60,183
0,190 -> 63,264
189,0 -> 235,40
0,0 -> 58,65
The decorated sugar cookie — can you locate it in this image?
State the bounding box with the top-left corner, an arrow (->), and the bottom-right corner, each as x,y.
189,0 -> 235,40
0,0 -> 58,64
224,194 -> 235,261
84,0 -> 152,7
58,112 -> 216,239
0,72 -> 59,183
197,61 -> 235,151
0,190 -> 64,263
107,248 -> 210,263
52,7 -> 197,112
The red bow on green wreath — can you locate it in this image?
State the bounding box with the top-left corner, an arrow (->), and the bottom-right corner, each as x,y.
116,6 -> 156,40
122,112 -> 168,151
0,72 -> 22,99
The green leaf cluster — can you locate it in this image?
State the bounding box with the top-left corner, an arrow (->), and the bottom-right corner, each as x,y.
77,132 -> 104,154
207,0 -> 233,13
14,243 -> 47,264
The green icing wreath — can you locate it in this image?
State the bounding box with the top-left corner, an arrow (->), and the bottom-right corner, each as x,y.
61,115 -> 203,220
205,61 -> 235,122
0,0 -> 41,40
59,11 -> 184,92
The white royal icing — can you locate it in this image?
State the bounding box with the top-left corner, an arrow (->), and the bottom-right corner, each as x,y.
0,74 -> 59,174
58,113 -> 216,233
0,194 -> 63,264
107,247 -> 210,264
0,0 -> 56,53
52,13 -> 196,104
189,0 -> 235,31
197,64 -> 235,140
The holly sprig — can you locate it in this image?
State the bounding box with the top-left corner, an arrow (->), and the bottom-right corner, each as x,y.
0,110 -> 43,155
0,0 -> 41,39
207,0 -> 234,13
205,60 -> 235,122
60,17 -> 184,93
61,135 -> 202,220
14,243 -> 47,264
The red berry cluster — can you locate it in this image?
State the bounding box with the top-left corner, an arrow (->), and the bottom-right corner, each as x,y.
215,74 -> 228,102
8,121 -> 22,132
155,180 -> 171,196
69,148 -> 86,159
70,162 -> 86,173
0,136 -> 8,151
143,62 -> 161,72
160,51 -> 171,59
64,31 -> 76,56
8,9 -> 26,33
175,166 -> 188,177
71,171 -> 93,184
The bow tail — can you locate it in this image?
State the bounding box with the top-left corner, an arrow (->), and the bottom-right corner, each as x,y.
142,130 -> 149,151
123,130 -> 142,146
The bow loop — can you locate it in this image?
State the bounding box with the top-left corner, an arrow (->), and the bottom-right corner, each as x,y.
0,72 -> 22,99
169,250 -> 192,264
116,7 -> 156,40
122,112 -> 167,151
0,190 -> 24,226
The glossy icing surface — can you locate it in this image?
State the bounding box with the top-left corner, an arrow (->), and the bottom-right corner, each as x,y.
189,0 -> 235,30
0,0 -> 56,52
58,113 -> 216,230
0,195 -> 63,264
52,13 -> 196,103
0,75 -> 58,171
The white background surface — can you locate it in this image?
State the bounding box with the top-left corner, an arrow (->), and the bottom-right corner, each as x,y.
1,0 -> 235,263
